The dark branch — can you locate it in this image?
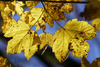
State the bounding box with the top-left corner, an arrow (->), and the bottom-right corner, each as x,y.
35,0 -> 89,3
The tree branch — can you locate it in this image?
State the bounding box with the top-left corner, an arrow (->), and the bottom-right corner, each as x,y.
32,0 -> 89,4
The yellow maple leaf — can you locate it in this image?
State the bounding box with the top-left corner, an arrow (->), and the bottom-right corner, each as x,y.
1,12 -> 17,33
0,1 -> 5,11
53,28 -> 69,62
3,4 -> 11,15
0,1 -> 15,16
60,3 -> 73,13
92,18 -> 100,31
69,37 -> 89,58
30,7 -> 45,30
4,20 -> 40,60
44,1 -> 63,7
39,33 -> 54,49
20,10 -> 30,23
81,57 -> 90,67
53,19 -> 96,62
11,1 -> 25,15
25,1 -> 40,9
42,4 -> 66,27
64,19 -> 96,40
20,7 -> 45,31
0,1 -> 12,15
42,0 -> 81,27
65,19 -> 96,58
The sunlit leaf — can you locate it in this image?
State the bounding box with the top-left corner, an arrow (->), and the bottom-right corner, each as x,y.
92,18 -> 100,31
4,20 -> 40,60
53,19 -> 96,62
39,33 -> 53,49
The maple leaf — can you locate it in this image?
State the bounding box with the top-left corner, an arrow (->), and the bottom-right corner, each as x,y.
11,1 -> 25,15
0,1 -> 5,11
65,19 -> 96,58
42,0 -> 81,27
69,37 -> 90,58
0,1 -> 13,15
4,20 -> 40,60
81,57 -> 90,67
20,7 -> 45,31
30,7 -> 45,30
3,4 -> 11,15
42,4 -> 66,27
92,18 -> 100,31
44,1 -> 63,7
53,28 -> 69,62
1,12 -> 17,33
20,10 -> 30,23
25,1 -> 40,9
53,19 -> 96,62
65,19 -> 97,40
60,3 -> 73,13
0,1 -> 15,16
39,33 -> 53,49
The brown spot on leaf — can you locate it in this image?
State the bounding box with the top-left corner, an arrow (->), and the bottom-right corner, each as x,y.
80,32 -> 83,34
93,24 -> 96,28
30,32 -> 32,34
70,49 -> 73,51
54,7 -> 56,10
76,37 -> 79,39
42,17 -> 45,21
69,43 -> 72,46
74,51 -> 76,53
22,46 -> 23,48
68,42 -> 72,49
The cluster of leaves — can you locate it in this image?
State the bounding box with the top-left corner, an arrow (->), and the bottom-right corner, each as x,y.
81,0 -> 100,22
0,56 -> 10,67
81,57 -> 100,67
0,0 -> 100,64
